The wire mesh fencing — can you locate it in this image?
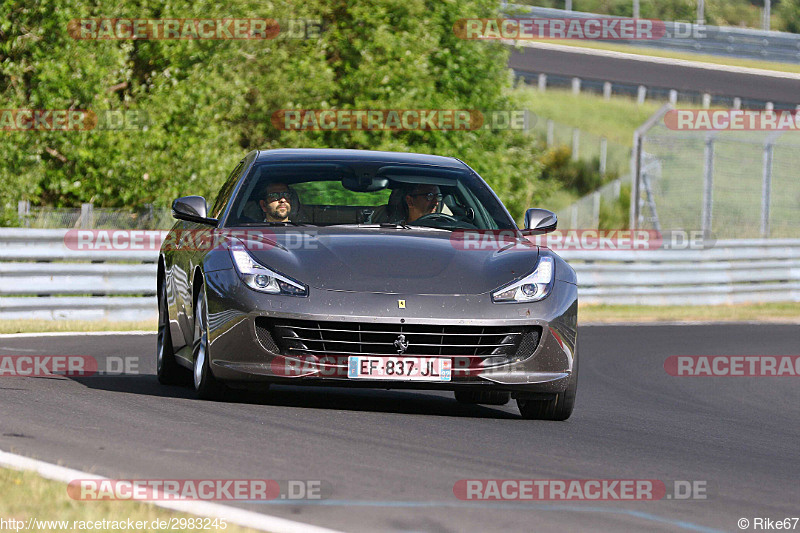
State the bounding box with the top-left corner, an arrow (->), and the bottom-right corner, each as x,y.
637,121 -> 800,238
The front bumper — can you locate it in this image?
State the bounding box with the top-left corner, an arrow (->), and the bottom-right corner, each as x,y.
201,268 -> 578,394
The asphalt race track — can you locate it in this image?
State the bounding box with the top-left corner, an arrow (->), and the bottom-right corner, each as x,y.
508,44 -> 800,104
1,324 -> 798,532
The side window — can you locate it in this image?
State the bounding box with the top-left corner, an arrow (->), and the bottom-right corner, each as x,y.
210,160 -> 246,219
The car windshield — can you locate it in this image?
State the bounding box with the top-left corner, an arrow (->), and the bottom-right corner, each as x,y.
224,161 -> 517,231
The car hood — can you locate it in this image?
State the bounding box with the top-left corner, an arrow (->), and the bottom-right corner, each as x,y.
242,228 -> 539,295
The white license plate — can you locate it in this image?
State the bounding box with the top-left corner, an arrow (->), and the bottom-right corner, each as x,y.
347,356 -> 451,381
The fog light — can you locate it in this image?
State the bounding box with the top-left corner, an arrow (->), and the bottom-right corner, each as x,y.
254,275 -> 270,288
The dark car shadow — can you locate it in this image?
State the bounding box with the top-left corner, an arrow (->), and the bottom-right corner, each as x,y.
70,374 -> 520,419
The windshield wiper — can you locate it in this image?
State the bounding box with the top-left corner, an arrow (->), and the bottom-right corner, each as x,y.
379,222 -> 412,230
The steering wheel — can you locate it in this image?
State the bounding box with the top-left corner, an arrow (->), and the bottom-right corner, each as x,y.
413,212 -> 460,225
410,212 -> 477,229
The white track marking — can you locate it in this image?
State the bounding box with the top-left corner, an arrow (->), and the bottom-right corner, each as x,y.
0,449 -> 343,533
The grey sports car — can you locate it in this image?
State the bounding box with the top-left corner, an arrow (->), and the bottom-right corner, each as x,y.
157,149 -> 578,420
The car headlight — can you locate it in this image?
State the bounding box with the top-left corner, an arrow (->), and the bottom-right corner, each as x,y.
229,240 -> 307,296
492,256 -> 554,303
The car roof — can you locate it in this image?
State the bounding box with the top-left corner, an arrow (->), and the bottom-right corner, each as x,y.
254,148 -> 467,169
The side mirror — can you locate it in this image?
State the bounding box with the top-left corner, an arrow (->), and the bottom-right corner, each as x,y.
172,196 -> 218,226
522,208 -> 557,233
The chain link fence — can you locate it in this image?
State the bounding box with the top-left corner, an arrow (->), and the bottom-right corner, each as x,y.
17,202 -> 174,230
635,112 -> 800,239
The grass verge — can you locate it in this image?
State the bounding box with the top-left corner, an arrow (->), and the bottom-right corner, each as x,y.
0,467 -> 257,533
580,302 -> 800,323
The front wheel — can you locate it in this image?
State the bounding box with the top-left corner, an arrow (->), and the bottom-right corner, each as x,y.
157,279 -> 188,385
517,342 -> 579,421
192,285 -> 226,400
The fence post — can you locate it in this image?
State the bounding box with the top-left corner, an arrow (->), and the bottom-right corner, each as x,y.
571,128 -> 580,161
701,134 -> 715,237
538,73 -> 547,92
599,137 -> 607,174
546,119 -> 554,147
17,200 -> 30,227
80,203 -> 94,229
592,191 -> 601,229
761,139 -> 774,238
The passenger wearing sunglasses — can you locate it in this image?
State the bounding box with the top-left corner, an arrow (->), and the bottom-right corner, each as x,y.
259,182 -> 294,223
405,185 -> 442,223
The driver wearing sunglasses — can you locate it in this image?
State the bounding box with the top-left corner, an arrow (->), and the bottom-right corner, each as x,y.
405,184 -> 442,223
259,182 -> 294,223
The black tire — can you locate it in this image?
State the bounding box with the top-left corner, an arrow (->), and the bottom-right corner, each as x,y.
192,285 -> 227,400
517,342 -> 579,421
454,390 -> 511,406
157,280 -> 188,385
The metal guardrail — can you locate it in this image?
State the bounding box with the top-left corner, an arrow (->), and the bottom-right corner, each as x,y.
504,4 -> 800,64
0,230 -> 798,319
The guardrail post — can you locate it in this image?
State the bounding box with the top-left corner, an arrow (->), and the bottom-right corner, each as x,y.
669,90 -> 677,105
546,119 -> 554,147
538,73 -> 547,92
80,203 -> 94,229
761,139 -> 774,238
599,137 -> 608,174
571,205 -> 578,229
763,0 -> 771,31
572,128 -> 580,161
733,97 -> 742,110
765,101 -> 774,111
637,85 -> 647,105
603,82 -> 612,100
571,77 -> 581,95
702,93 -> 711,108
633,0 -> 640,19
702,134 -> 715,238
565,0 -> 572,11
